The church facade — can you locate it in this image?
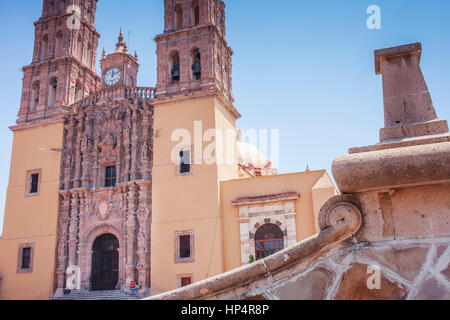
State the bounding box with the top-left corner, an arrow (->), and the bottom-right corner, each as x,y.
0,0 -> 337,300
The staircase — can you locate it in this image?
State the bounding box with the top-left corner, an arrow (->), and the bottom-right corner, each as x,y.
54,290 -> 144,300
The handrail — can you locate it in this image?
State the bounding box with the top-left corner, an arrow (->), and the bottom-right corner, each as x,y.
71,86 -> 156,109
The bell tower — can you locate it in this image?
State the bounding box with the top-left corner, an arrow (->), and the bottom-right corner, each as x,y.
155,0 -> 234,104
151,0 -> 240,294
0,0 -> 100,300
17,0 -> 100,124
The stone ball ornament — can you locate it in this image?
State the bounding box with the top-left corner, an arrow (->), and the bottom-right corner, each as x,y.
318,195 -> 363,234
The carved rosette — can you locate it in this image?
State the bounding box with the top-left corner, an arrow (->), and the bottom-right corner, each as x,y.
318,195 -> 363,234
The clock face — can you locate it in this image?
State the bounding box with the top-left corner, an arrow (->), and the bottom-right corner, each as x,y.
104,68 -> 121,86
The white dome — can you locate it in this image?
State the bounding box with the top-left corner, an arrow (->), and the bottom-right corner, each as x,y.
237,141 -> 269,168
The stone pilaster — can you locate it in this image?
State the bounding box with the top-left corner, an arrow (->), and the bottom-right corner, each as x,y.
55,191 -> 70,297
125,183 -> 138,291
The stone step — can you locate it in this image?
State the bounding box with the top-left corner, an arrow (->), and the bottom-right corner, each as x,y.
54,290 -> 144,301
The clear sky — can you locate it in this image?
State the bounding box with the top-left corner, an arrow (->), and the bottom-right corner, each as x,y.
0,0 -> 449,235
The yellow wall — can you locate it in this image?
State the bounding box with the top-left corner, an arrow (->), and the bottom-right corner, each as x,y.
0,122 -> 63,300
220,170 -> 336,271
151,96 -> 238,295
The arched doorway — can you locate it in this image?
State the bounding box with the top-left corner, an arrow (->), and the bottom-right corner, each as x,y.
255,224 -> 285,260
91,234 -> 119,291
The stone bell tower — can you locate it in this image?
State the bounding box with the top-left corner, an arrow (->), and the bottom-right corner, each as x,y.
0,0 -> 100,300
17,0 -> 100,124
155,0 -> 234,104
150,0 -> 240,294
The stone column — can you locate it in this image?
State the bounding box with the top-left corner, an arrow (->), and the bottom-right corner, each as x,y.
136,181 -> 151,295
55,192 -> 70,297
74,116 -> 83,188
140,107 -> 153,181
130,107 -> 139,181
125,183 -> 137,291
63,124 -> 74,190
67,192 -> 79,269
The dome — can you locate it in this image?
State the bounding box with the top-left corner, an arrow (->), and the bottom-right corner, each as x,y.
237,141 -> 270,168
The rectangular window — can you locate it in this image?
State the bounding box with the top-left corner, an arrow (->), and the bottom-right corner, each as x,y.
179,235 -> 191,259
21,248 -> 31,269
175,231 -> 194,263
105,166 -> 117,187
29,173 -> 39,194
179,150 -> 191,175
177,274 -> 193,288
17,243 -> 35,273
181,276 -> 192,287
26,169 -> 41,197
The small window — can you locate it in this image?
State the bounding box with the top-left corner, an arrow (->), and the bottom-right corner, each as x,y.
255,224 -> 285,260
17,244 -> 35,273
175,231 -> 194,263
21,248 -> 31,269
29,173 -> 39,194
105,166 -> 117,187
179,235 -> 191,258
179,150 -> 191,175
170,53 -> 180,83
175,4 -> 183,29
181,276 -> 192,287
26,169 -> 41,197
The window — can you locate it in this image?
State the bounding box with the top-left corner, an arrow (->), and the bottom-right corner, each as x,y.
170,52 -> 180,83
179,150 -> 191,175
175,231 -> 194,263
26,169 -> 41,197
48,77 -> 57,107
177,274 -> 193,288
29,173 -> 39,194
192,1 -> 200,26
175,4 -> 183,29
30,81 -> 40,111
41,35 -> 48,61
17,244 -> 35,273
179,235 -> 191,258
55,31 -> 63,57
105,166 -> 117,187
191,49 -> 201,80
255,224 -> 285,260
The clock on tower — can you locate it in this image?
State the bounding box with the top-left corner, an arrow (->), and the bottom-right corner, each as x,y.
100,29 -> 139,88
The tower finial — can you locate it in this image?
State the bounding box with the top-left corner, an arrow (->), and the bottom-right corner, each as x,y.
102,47 -> 106,59
115,28 -> 127,53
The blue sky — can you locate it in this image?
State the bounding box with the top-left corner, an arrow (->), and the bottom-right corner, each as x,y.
1,0 -> 449,235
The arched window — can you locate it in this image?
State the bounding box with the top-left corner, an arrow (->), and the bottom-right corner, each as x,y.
170,52 -> 180,83
55,31 -> 63,57
175,4 -> 183,29
254,224 -> 284,260
191,49 -> 201,80
41,35 -> 48,61
30,81 -> 40,111
77,36 -> 83,61
48,77 -> 58,107
192,1 -> 200,26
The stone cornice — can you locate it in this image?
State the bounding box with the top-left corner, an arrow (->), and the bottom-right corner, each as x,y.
10,117 -> 64,132
232,192 -> 301,207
